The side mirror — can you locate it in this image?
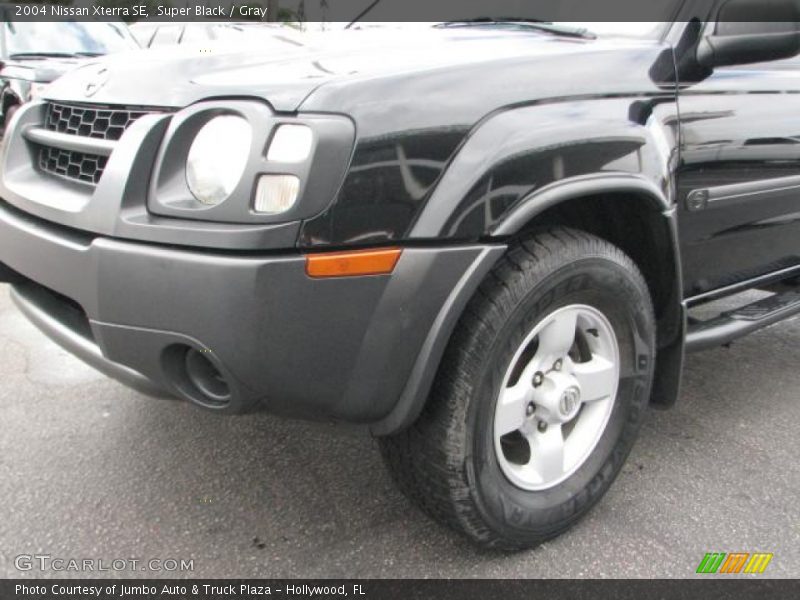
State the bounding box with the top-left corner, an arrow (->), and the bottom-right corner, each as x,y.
698,0 -> 800,68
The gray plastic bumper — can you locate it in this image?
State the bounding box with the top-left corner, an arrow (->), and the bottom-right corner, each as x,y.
9,283 -> 169,398
0,200 -> 503,431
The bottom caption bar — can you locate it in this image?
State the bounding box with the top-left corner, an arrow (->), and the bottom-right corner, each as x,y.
2,580 -> 800,600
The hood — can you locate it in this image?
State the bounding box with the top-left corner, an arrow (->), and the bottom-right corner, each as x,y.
40,28 -> 659,113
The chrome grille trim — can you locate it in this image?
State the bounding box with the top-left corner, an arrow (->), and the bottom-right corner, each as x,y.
24,127 -> 116,157
37,145 -> 109,186
34,102 -> 158,186
44,102 -> 152,142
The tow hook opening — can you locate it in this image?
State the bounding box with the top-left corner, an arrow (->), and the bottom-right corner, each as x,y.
164,345 -> 232,409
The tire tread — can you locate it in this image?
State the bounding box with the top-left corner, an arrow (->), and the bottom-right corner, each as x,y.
379,227 -> 654,549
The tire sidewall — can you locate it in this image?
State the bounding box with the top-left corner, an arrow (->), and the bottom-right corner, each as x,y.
466,256 -> 654,543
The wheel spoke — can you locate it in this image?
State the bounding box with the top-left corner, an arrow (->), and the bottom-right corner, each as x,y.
573,355 -> 617,403
528,424 -> 565,482
538,310 -> 578,358
495,383 -> 531,436
494,304 -> 621,491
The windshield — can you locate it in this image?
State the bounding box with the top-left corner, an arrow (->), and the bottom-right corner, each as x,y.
553,22 -> 668,39
5,22 -> 138,57
336,0 -> 676,39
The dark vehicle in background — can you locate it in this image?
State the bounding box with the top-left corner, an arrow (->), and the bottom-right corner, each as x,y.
2,0 -> 800,550
0,20 -> 139,133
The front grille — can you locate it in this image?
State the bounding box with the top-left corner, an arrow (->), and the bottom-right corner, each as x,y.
44,102 -> 151,141
38,145 -> 109,185
37,102 -> 155,185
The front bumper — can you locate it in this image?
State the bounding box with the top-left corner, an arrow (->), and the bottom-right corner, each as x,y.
0,199 -> 502,430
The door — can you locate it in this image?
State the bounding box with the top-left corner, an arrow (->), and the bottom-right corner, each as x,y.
678,54 -> 800,297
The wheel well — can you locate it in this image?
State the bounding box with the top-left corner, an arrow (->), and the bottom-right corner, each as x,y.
511,192 -> 681,340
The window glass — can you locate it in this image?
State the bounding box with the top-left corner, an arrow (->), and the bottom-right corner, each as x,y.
150,25 -> 182,47
180,25 -> 213,45
5,21 -> 138,56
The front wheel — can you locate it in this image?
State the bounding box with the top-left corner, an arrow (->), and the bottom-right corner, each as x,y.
379,228 -> 656,550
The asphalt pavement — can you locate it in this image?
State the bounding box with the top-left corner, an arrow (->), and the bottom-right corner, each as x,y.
0,283 -> 798,578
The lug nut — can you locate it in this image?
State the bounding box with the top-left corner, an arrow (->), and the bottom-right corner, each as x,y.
553,359 -> 563,371
537,421 -> 548,433
526,402 -> 535,417
533,372 -> 544,387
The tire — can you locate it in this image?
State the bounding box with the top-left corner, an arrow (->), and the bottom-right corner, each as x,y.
379,228 -> 656,550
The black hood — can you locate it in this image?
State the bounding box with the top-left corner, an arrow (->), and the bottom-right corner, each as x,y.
41,29 -> 665,115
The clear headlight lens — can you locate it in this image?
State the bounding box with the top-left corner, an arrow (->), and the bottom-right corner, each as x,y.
267,124 -> 313,163
186,116 -> 252,206
254,174 -> 300,214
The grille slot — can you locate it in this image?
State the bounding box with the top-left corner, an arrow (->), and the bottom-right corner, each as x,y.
36,102 -> 155,185
44,102 -> 151,142
38,145 -> 109,185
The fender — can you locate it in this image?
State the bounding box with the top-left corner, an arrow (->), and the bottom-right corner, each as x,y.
409,96 -> 679,239
491,172 -> 670,236
297,40 -> 678,248
374,194 -> 685,434
377,98 -> 688,431
370,242 -> 506,435
490,173 -> 687,409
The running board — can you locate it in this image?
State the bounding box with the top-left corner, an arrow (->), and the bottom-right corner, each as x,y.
686,287 -> 800,353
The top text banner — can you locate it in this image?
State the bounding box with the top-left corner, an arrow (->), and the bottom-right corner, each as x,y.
0,0 -> 760,23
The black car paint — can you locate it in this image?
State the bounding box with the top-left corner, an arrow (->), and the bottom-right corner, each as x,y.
677,59 -> 800,296
40,31 -> 682,248
298,39 -> 680,247
1,13 -> 800,430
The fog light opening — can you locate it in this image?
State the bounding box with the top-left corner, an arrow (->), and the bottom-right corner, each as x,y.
183,348 -> 231,407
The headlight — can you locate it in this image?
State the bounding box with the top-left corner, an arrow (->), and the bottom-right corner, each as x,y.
186,115 -> 252,206
254,174 -> 300,214
149,99 -> 355,225
267,124 -> 313,163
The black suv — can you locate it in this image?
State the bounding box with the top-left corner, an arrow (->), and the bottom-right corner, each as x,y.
0,20 -> 139,134
2,2 -> 800,549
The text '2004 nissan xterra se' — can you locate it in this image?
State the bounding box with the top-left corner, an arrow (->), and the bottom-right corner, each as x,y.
2,1 -> 800,549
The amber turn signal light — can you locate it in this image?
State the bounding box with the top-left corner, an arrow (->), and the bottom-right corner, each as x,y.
305,247 -> 403,278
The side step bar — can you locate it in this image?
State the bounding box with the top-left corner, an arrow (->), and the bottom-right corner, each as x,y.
686,287 -> 800,353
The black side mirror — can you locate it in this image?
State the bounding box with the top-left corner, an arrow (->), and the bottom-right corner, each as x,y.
698,0 -> 800,68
